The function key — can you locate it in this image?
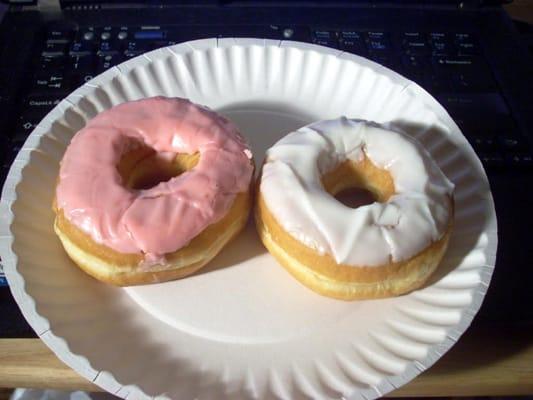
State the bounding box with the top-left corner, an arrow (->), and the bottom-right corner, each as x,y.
455,33 -> 476,42
366,31 -> 391,52
66,56 -> 96,88
403,32 -> 422,39
402,54 -> 429,71
70,40 -> 96,55
13,95 -> 64,141
98,40 -> 120,55
152,41 -> 178,50
425,70 -> 451,94
456,41 -> 479,55
98,26 -> 113,41
124,40 -> 153,55
42,41 -> 68,57
33,72 -> 66,92
432,55 -> 478,68
367,31 -> 388,40
282,28 -> 294,39
46,28 -> 73,43
480,152 -> 505,168
340,31 -> 364,41
467,133 -> 496,151
429,32 -> 454,55
497,134 -> 527,151
505,153 -> 533,168
117,31 -> 128,41
312,30 -> 338,48
96,53 -> 124,73
83,31 -> 95,41
79,27 -> 96,41
38,55 -> 66,71
454,33 -> 479,55
339,31 -> 366,54
401,32 -> 428,54
449,70 -> 494,92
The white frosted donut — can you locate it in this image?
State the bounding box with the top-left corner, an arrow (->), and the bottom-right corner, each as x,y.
255,118 -> 455,299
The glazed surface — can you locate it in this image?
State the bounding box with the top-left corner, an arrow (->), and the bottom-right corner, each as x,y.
260,118 -> 454,266
56,97 -> 253,259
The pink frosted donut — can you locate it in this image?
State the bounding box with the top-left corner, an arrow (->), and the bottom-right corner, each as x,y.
54,96 -> 254,285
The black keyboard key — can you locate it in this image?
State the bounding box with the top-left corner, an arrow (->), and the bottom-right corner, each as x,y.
497,134 -> 527,151
402,54 -> 429,71
68,55 -> 96,73
42,41 -> 68,57
429,32 -> 454,55
505,153 -> 533,168
70,73 -> 96,88
367,39 -> 390,52
98,41 -> 120,55
432,55 -> 478,68
117,29 -> 129,41
403,32 -> 423,39
366,31 -> 391,52
79,27 -> 96,41
367,31 -> 388,40
98,26 -> 114,41
152,41 -> 178,50
432,55 -> 495,91
480,152 -> 505,168
456,41 -> 479,56
339,31 -> 367,55
424,71 -> 451,94
13,116 -> 39,142
25,95 -> 63,115
33,72 -> 66,92
38,55 -> 66,72
449,70 -> 495,92
402,32 -> 428,54
401,54 -> 430,83
46,28 -> 73,43
124,50 -> 144,59
125,40 -> 153,53
67,56 -> 96,88
455,33 -> 477,43
454,33 -> 479,55
403,40 -> 428,54
96,53 -> 124,73
438,93 -> 510,118
468,133 -> 496,151
70,40 -> 96,56
312,30 -> 338,48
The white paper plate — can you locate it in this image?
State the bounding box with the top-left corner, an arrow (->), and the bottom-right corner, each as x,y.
0,38 -> 497,400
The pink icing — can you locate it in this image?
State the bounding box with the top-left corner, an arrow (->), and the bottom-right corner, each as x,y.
56,96 -> 253,261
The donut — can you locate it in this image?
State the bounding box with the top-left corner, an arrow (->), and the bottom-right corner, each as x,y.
255,118 -> 454,300
54,96 -> 254,286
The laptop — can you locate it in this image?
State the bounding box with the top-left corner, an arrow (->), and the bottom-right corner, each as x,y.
1,0 -> 532,337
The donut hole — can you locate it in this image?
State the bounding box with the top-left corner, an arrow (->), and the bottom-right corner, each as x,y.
322,155 -> 395,208
333,187 -> 376,208
118,147 -> 200,190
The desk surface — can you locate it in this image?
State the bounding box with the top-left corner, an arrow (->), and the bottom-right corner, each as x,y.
1,323 -> 532,397
1,1 -> 533,398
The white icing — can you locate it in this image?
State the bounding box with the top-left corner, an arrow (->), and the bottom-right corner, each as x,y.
260,118 -> 454,266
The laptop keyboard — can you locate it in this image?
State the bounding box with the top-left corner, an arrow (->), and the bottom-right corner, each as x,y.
2,24 -> 532,183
